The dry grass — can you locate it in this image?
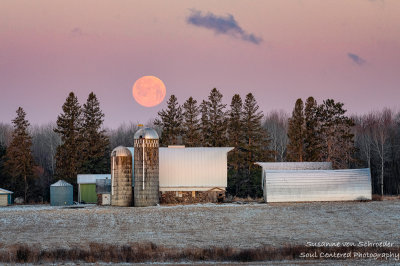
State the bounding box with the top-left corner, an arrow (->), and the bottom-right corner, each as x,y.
0,243 -> 399,263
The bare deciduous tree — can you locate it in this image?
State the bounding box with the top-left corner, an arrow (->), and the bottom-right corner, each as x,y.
370,109 -> 394,196
263,110 -> 288,162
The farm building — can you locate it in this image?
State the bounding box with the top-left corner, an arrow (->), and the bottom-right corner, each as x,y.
0,188 -> 13,206
50,180 -> 73,206
77,174 -> 111,203
128,146 -> 233,203
256,162 -> 372,202
96,178 -> 111,205
256,162 -> 333,189
77,146 -> 233,205
158,146 -> 233,203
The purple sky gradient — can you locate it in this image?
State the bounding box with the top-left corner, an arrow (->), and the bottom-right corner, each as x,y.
1,0 -> 399,129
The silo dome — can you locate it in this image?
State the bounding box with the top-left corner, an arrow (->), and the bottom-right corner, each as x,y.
111,146 -> 132,157
134,127 -> 159,140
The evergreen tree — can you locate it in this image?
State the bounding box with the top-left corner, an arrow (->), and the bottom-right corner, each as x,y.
0,143 -> 7,189
4,107 -> 36,202
199,100 -> 210,146
204,88 -> 227,147
54,92 -> 83,186
154,95 -> 183,146
228,93 -> 268,198
242,93 -> 269,170
304,96 -> 320,161
287,98 -> 305,162
227,94 -> 244,170
317,99 -> 355,168
81,92 -> 110,174
182,97 -> 201,147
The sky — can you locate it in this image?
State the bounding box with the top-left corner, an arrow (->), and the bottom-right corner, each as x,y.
1,0 -> 399,129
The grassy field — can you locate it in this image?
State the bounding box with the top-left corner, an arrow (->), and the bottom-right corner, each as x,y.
0,200 -> 399,263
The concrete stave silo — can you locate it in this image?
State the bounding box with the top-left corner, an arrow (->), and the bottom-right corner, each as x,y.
134,127 -> 159,207
111,146 -> 133,206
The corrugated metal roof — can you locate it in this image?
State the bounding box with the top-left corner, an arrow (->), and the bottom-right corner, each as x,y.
256,162 -> 333,189
77,174 -> 111,184
0,188 -> 13,194
263,168 -> 372,202
51,180 -> 73,187
255,162 -> 332,170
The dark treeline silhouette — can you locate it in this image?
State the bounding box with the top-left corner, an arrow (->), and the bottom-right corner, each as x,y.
0,90 -> 399,202
155,89 -> 271,198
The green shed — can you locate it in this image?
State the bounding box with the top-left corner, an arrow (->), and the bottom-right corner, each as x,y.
77,174 -> 111,203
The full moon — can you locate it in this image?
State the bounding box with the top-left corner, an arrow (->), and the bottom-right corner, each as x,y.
132,76 -> 166,107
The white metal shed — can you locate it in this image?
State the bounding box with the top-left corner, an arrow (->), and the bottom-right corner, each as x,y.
159,147 -> 234,191
263,168 -> 372,202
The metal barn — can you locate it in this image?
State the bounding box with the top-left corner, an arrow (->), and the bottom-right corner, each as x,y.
77,174 -> 111,203
159,147 -> 233,192
50,180 -> 73,206
262,168 -> 372,203
256,162 -> 333,201
0,188 -> 13,206
127,146 -> 233,203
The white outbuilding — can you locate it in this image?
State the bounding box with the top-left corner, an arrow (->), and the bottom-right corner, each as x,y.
256,162 -> 372,203
128,146 -> 233,203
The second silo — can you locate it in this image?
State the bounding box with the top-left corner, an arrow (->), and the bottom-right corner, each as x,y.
111,146 -> 133,206
134,127 -> 159,207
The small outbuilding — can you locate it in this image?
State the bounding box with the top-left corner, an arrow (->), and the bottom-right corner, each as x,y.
50,180 -> 73,206
77,174 -> 111,203
96,178 -> 111,205
0,188 -> 13,206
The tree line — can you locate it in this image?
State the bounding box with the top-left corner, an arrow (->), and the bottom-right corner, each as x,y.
154,88 -> 271,197
0,89 -> 399,202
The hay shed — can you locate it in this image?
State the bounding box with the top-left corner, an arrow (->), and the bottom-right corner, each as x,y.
50,180 -> 73,206
0,188 -> 13,206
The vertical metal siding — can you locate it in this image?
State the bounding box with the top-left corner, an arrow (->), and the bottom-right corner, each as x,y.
50,186 -> 73,206
264,168 -> 372,202
159,147 -> 232,190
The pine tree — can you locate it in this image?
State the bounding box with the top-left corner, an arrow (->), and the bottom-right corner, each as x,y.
304,96 -> 320,161
204,88 -> 227,147
317,99 -> 355,168
227,94 -> 244,170
242,93 -> 269,170
4,107 -> 36,202
54,92 -> 83,185
287,98 -> 305,162
81,92 -> 110,174
228,93 -> 268,198
199,100 -> 210,146
154,95 -> 183,146
182,97 -> 201,147
226,94 -> 247,198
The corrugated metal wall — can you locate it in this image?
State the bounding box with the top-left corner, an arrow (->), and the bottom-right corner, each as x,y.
264,168 -> 372,202
159,147 -> 233,191
50,186 -> 73,206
